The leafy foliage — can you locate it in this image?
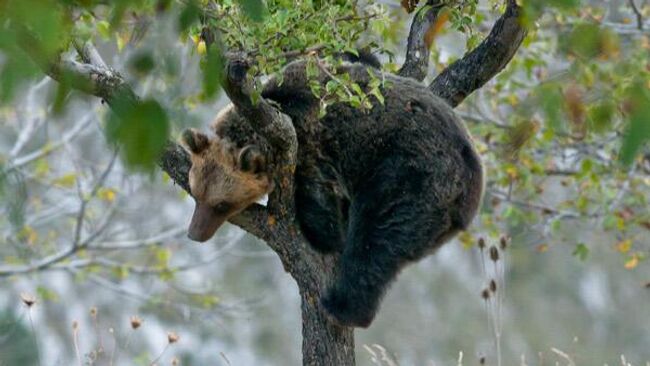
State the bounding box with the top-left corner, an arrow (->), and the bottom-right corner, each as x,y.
1,1 -> 650,364
106,98 -> 170,170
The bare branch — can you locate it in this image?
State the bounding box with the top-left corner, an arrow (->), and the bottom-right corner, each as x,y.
72,150 -> 118,248
17,35 -> 273,241
90,226 -> 186,251
73,40 -> 109,69
628,0 -> 644,30
0,205 -> 117,277
429,0 -> 527,107
398,1 -> 445,81
5,112 -> 95,172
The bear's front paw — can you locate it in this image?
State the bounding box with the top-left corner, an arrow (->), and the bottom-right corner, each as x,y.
321,289 -> 374,328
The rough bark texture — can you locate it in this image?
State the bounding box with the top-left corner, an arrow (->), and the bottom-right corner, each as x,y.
397,1 -> 445,81
18,1 -> 526,364
429,0 -> 527,107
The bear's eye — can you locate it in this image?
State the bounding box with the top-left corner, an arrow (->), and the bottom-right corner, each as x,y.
213,202 -> 233,214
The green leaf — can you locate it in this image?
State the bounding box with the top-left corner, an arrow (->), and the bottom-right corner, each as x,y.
203,47 -> 223,99
97,21 -> 111,40
36,286 -> 59,303
129,52 -> 156,75
620,83 -> 650,166
325,80 -> 339,94
236,0 -> 267,22
588,101 -> 615,133
572,243 -> 589,261
561,23 -> 619,60
178,0 -> 200,33
106,98 -> 170,170
538,84 -> 563,132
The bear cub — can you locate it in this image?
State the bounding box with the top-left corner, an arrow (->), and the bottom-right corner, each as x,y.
181,59 -> 484,328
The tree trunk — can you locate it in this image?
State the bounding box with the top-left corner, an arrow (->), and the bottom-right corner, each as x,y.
300,286 -> 355,366
17,2 -> 527,364
274,234 -> 356,365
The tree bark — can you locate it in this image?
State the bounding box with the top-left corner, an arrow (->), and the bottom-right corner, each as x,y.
16,1 -> 528,363
397,1 -> 445,81
429,0 -> 527,107
301,287 -> 355,365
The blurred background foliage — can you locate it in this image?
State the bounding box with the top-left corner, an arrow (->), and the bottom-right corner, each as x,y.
0,0 -> 649,365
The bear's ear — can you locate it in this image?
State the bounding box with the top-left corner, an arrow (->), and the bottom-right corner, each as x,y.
237,145 -> 266,174
181,129 -> 209,154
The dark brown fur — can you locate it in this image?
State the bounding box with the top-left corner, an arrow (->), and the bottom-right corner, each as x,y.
187,60 -> 484,327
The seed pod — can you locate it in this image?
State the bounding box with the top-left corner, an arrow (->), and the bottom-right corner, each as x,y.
130,316 -> 142,329
481,288 -> 490,300
489,246 -> 500,262
489,279 -> 497,292
20,293 -> 36,308
500,235 -> 509,250
167,331 -> 180,344
478,237 -> 486,250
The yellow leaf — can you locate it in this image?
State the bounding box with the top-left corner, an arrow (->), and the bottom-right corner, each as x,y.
624,255 -> 639,270
505,166 -> 518,179
18,226 -> 38,245
34,158 -> 50,178
116,33 -> 128,52
52,173 -> 76,188
197,40 -> 207,55
507,94 -> 519,106
536,244 -> 549,253
615,239 -> 632,253
98,187 -> 117,202
458,231 -> 474,250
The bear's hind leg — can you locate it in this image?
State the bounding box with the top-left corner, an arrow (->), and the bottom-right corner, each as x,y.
321,159 -> 454,327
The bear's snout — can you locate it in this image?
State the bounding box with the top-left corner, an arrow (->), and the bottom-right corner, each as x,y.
187,203 -> 226,242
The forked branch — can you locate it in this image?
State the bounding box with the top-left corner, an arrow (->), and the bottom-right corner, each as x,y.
429,0 -> 526,107
398,1 -> 445,81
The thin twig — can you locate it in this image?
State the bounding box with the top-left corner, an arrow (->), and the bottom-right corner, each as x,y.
628,0 -> 644,30
27,309 -> 42,366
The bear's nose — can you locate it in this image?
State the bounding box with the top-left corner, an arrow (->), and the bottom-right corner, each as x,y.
187,202 -> 226,242
187,231 -> 210,243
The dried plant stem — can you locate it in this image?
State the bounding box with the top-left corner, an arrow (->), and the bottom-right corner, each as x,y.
27,310 -> 42,366
92,313 -> 104,355
149,343 -> 170,366
494,260 -> 503,366
73,324 -> 82,366
111,328 -> 133,365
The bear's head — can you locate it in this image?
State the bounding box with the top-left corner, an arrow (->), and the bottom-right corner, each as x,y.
181,128 -> 273,242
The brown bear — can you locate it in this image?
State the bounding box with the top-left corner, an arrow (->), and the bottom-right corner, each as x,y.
181,58 -> 484,327
182,118 -> 273,242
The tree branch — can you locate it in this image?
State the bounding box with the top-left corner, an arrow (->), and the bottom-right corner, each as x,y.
221,54 -> 298,225
429,0 -> 527,107
17,36 -> 272,241
222,54 -> 298,152
398,1 -> 445,81
628,0 -> 644,30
